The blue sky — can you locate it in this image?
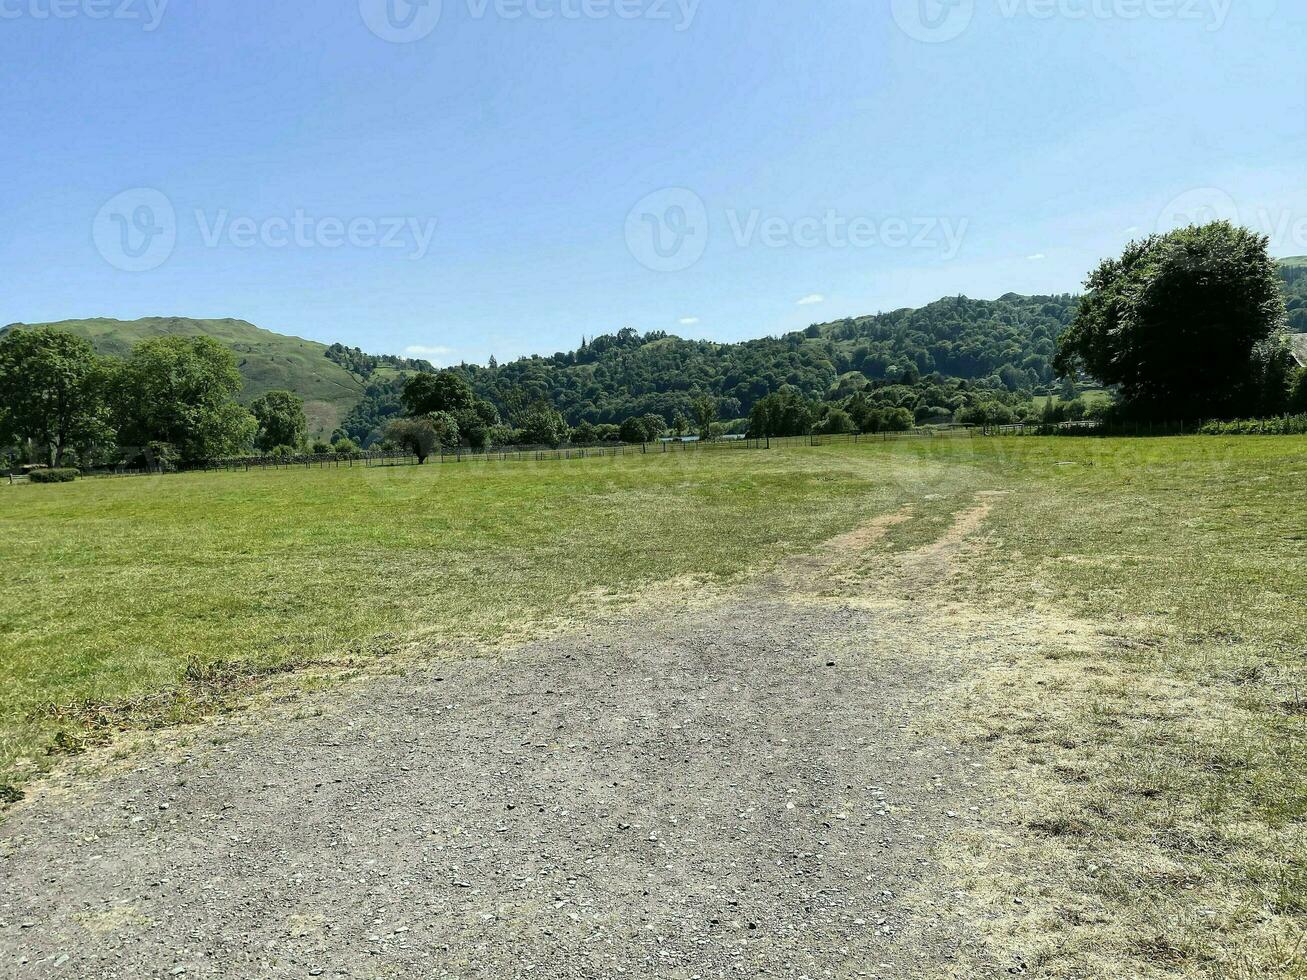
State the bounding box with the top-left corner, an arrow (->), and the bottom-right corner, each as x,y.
1,0 -> 1303,364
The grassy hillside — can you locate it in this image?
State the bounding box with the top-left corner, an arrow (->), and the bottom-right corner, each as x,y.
0,317 -> 366,435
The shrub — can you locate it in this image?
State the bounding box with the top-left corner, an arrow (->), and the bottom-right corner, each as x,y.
332,437 -> 360,456
29,468 -> 79,483
1200,415 -> 1307,436
386,417 -> 440,463
518,406 -> 568,447
311,440 -> 332,455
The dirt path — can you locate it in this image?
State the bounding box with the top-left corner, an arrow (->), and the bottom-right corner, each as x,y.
0,506 -> 1007,979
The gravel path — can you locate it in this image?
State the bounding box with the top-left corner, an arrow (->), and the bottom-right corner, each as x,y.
1,521 -> 994,979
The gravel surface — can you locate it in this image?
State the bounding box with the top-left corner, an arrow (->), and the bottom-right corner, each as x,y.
1,537 -> 994,979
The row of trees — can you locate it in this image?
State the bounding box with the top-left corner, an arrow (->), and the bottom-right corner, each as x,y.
8,220 -> 1301,470
0,327 -> 1085,473
0,330 -> 368,470
0,331 -> 261,469
379,373 -> 731,461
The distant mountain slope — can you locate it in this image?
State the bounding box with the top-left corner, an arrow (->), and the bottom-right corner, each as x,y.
8,256 -> 1305,439
0,317 -> 367,435
454,292 -> 1081,427
1278,256 -> 1307,333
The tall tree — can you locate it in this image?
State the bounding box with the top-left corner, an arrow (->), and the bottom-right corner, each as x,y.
386,416 -> 441,464
748,389 -> 816,437
114,336 -> 255,462
0,328 -> 112,466
518,404 -> 568,447
250,390 -> 308,451
402,371 -> 476,416
1055,222 -> 1287,420
692,394 -> 716,440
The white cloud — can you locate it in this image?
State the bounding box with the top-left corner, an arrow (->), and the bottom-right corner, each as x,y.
679,317 -> 700,326
1027,253 -> 1046,261
405,344 -> 453,359
797,294 -> 825,306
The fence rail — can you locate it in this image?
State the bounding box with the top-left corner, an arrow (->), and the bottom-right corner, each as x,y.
979,417 -> 1307,437
38,437 -> 772,482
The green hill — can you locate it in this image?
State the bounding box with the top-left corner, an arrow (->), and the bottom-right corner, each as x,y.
0,317 -> 369,435
1277,258 -> 1307,333
8,256 -> 1305,440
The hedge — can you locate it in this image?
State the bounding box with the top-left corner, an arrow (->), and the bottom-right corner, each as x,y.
1199,415 -> 1307,436
28,468 -> 79,483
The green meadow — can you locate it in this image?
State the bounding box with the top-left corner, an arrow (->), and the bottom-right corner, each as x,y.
1,436 -> 1304,974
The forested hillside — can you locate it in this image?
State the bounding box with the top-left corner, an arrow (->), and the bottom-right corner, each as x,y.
11,257 -> 1306,447
1279,257 -> 1307,333
334,293 -> 1078,441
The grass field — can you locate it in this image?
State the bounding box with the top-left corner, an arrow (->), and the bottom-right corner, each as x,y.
2,436 -> 1304,975
1032,387 -> 1113,411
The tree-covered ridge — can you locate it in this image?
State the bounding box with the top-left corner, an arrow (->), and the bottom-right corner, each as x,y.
453,293 -> 1079,428
1278,258 -> 1307,333
323,343 -> 436,380
332,293 -> 1076,444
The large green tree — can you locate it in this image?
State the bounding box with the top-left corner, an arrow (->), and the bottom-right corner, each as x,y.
518,404 -> 568,447
748,389 -> 816,437
402,371 -> 477,416
1055,222 -> 1288,420
114,336 -> 256,463
0,328 -> 113,466
386,416 -> 440,464
401,370 -> 500,448
250,389 -> 308,452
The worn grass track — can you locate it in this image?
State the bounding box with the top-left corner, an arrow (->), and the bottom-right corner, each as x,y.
1,435 -> 1304,976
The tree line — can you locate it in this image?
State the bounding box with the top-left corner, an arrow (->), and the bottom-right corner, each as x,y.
4,220 -> 1304,471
